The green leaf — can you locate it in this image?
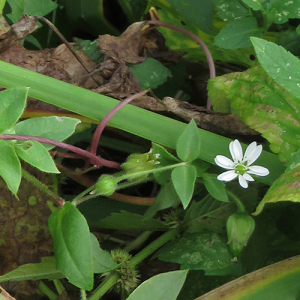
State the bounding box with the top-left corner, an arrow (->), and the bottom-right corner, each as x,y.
214,0 -> 249,21
253,165 -> 300,215
97,210 -> 168,231
251,37 -> 300,101
14,116 -> 81,150
167,0 -> 213,34
242,0 -> 262,10
6,0 -> 57,22
152,142 -> 179,185
48,202 -> 93,291
171,164 -> 197,209
117,0 -> 147,23
143,181 -> 180,220
214,17 -> 263,49
176,119 -> 200,162
128,58 -> 172,90
0,87 -> 28,135
156,232 -> 236,275
208,66 -> 300,163
266,0 -> 300,24
73,38 -> 104,63
0,140 -> 21,195
90,233 -> 118,273
183,194 -> 236,233
202,173 -> 228,202
15,141 -> 59,173
0,257 -> 64,282
126,270 -> 187,300
276,30 -> 300,56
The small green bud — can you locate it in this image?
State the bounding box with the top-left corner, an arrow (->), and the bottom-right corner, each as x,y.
226,213 -> 255,257
121,150 -> 160,180
92,175 -> 117,196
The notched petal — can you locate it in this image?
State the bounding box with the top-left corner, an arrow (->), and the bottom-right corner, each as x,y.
238,175 -> 248,188
230,140 -> 243,162
248,165 -> 269,176
217,170 -> 238,182
215,155 -> 235,169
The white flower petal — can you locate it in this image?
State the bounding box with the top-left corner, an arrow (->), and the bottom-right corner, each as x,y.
215,155 -> 235,169
230,140 -> 243,162
238,175 -> 248,188
248,165 -> 269,176
245,144 -> 262,165
217,170 -> 238,182
243,142 -> 257,162
243,173 -> 254,181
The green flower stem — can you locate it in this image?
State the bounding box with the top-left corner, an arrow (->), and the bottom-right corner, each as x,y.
123,231 -> 153,253
21,168 -> 65,206
88,273 -> 120,300
226,190 -> 246,213
130,228 -> 180,266
80,289 -> 87,300
117,162 -> 187,182
72,185 -> 95,206
38,282 -> 58,300
88,229 -> 180,300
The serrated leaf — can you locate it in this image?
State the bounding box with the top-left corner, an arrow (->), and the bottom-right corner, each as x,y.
254,165 -> 300,215
171,164 -> 197,209
0,87 -> 28,135
208,66 -> 300,162
143,181 -> 180,220
90,233 -> 118,273
156,233 -> 236,275
14,116 -> 80,150
214,17 -> 263,49
176,119 -> 200,162
0,257 -> 64,283
266,0 -> 300,24
214,0 -> 249,21
48,202 -> 93,291
0,140 -> 21,195
15,141 -> 59,173
251,37 -> 300,102
97,210 -> 168,231
183,194 -> 236,233
152,142 -> 179,185
126,270 -> 187,300
202,173 -> 228,202
128,58 -> 172,89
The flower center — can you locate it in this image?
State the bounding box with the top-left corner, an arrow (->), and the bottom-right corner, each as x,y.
235,163 -> 248,175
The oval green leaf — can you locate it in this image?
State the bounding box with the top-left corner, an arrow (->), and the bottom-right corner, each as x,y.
0,140 -> 21,195
126,270 -> 187,300
202,173 -> 228,202
48,202 -> 93,290
176,119 -> 200,162
0,87 -> 28,135
171,164 -> 197,209
15,141 -> 59,173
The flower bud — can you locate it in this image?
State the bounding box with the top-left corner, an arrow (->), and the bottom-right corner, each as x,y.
121,150 -> 159,180
226,213 -> 255,257
92,175 -> 117,196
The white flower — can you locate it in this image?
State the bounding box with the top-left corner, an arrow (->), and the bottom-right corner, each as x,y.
214,139 -> 269,188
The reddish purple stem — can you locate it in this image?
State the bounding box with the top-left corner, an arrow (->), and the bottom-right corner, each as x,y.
90,89 -> 150,157
0,134 -> 120,168
148,20 -> 216,109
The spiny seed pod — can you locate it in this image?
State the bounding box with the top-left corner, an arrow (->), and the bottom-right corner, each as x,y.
121,150 -> 160,180
226,213 -> 255,257
106,249 -> 139,295
92,175 -> 117,196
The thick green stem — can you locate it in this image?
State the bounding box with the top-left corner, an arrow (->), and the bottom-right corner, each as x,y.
38,282 -> 58,300
124,231 -> 153,253
87,273 -> 119,300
